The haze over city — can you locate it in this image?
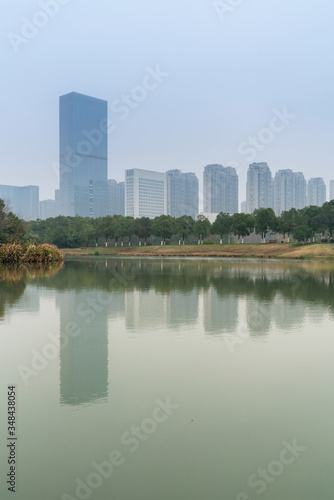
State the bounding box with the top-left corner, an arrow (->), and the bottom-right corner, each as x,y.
2,0 -> 334,207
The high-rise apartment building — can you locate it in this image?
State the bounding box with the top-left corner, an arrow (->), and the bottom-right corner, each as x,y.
39,199 -> 56,220
273,170 -> 306,215
125,169 -> 166,218
293,172 -> 307,210
273,169 -> 294,216
307,178 -> 326,207
246,162 -> 272,214
108,180 -> 125,216
59,92 -> 108,217
0,184 -> 39,220
203,164 -> 238,215
166,170 -> 199,219
330,180 -> 334,201
240,201 -> 247,213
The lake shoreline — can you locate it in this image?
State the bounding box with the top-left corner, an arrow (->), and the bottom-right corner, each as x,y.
61,243 -> 334,260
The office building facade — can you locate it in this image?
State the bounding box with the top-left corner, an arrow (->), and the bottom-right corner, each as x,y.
166,169 -> 199,219
125,168 -> 166,218
203,164 -> 238,215
246,162 -> 272,214
108,180 -> 125,216
0,184 -> 39,220
39,199 -> 56,220
330,180 -> 334,201
307,178 -> 326,207
59,92 -> 108,217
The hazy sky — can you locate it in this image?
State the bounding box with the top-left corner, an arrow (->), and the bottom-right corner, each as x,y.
2,0 -> 333,208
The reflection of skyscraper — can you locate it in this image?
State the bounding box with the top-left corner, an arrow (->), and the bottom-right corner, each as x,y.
59,92 -> 109,217
167,290 -> 199,328
246,299 -> 273,335
125,289 -> 168,331
203,287 -> 238,334
58,291 -> 109,406
272,295 -> 305,331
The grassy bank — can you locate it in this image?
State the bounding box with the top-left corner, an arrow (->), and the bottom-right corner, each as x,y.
61,243 -> 334,260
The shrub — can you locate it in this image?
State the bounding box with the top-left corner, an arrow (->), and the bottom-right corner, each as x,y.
22,244 -> 63,264
0,243 -> 24,264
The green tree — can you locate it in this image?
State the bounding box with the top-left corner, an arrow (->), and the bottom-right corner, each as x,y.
292,221 -> 313,242
231,213 -> 255,244
112,215 -> 128,246
301,206 -> 321,242
278,208 -> 298,242
152,215 -> 176,245
124,216 -> 135,245
193,215 -> 211,245
254,208 -> 277,243
134,217 -> 152,246
0,199 -> 26,243
176,215 -> 194,245
97,216 -> 114,246
211,212 -> 232,244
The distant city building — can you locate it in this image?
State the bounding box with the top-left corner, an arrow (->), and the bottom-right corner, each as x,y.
274,169 -> 294,216
55,189 -> 60,217
0,184 -> 39,220
307,177 -> 326,207
39,199 -> 56,219
241,201 -> 247,213
293,172 -> 307,210
108,180 -> 125,216
59,92 -> 109,217
125,168 -> 166,218
166,169 -> 199,219
246,162 -> 272,214
203,164 -> 238,215
330,180 -> 334,201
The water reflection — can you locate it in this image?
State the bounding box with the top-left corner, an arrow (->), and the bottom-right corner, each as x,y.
57,291 -> 109,406
1,259 -> 334,407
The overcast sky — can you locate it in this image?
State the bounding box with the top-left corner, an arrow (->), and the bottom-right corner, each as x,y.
1,0 -> 333,207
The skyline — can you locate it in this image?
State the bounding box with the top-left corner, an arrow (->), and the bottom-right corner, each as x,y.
2,0 -> 334,208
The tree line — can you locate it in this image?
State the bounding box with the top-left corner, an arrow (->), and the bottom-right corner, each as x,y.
1,197 -> 334,248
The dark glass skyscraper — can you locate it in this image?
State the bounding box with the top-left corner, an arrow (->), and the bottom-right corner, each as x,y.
59,92 -> 108,217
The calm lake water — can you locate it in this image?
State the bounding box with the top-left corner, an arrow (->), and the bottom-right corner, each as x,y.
0,258 -> 333,500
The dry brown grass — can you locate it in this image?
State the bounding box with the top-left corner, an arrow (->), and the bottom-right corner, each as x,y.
62,243 -> 334,260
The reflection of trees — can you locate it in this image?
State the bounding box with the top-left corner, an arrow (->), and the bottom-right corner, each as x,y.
0,279 -> 26,319
28,259 -> 334,314
0,264 -> 63,319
